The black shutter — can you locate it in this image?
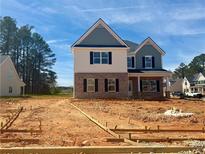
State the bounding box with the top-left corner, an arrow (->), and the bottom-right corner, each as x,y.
109,52 -> 112,64
131,57 -> 135,68
116,79 -> 119,92
95,79 -> 98,92
140,80 -> 142,92
156,80 -> 160,92
105,79 -> 108,92
152,56 -> 155,68
83,79 -> 87,92
90,52 -> 93,64
142,56 -> 145,68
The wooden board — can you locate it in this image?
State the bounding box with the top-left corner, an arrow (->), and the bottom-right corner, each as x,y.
0,146 -> 197,154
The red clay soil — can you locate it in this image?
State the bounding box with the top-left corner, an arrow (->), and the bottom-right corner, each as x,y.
0,98 -> 205,147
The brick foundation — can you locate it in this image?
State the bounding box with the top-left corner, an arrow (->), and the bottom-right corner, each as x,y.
74,73 -> 128,99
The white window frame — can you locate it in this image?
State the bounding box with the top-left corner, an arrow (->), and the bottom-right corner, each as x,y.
93,52 -> 109,64
145,55 -> 152,69
142,80 -> 157,92
108,78 -> 116,92
127,56 -> 135,69
87,78 -> 95,92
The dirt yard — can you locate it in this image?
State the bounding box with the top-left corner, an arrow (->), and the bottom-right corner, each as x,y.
0,97 -> 205,148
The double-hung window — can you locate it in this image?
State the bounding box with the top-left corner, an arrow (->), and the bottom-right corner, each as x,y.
91,52 -> 111,64
108,79 -> 116,92
87,78 -> 95,92
145,56 -> 152,68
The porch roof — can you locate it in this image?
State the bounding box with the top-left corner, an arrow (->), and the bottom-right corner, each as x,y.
128,69 -> 172,77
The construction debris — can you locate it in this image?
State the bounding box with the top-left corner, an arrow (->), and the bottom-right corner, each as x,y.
164,107 -> 194,117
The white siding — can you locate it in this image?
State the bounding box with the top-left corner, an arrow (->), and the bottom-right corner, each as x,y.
0,58 -> 25,96
73,48 -> 127,73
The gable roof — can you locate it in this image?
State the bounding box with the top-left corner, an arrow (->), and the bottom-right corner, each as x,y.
134,37 -> 166,56
0,55 -> 25,86
71,18 -> 129,48
191,72 -> 205,81
0,55 -> 9,64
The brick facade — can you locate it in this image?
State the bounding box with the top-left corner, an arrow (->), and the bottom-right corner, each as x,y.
129,76 -> 164,99
74,73 -> 128,98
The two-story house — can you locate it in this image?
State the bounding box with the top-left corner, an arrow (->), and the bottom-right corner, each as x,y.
71,18 -> 172,99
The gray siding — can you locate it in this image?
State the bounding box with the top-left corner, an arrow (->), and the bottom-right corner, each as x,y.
77,24 -> 123,46
135,45 -> 162,69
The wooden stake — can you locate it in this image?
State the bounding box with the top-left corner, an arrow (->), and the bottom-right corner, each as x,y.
129,133 -> 132,140
157,125 -> 160,132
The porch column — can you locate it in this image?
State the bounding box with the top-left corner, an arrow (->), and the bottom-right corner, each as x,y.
138,76 -> 140,92
166,77 -> 170,98
166,77 -> 170,91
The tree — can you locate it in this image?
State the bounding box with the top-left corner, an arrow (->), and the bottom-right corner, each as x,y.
0,16 -> 57,94
189,54 -> 205,75
173,63 -> 188,79
173,54 -> 205,79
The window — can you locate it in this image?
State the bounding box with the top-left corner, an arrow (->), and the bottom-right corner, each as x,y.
108,79 -> 116,92
9,86 -> 12,93
92,52 -> 111,64
93,52 -> 100,64
87,79 -> 95,92
127,57 -> 134,68
102,52 -> 109,64
145,56 -> 152,68
142,80 -> 157,92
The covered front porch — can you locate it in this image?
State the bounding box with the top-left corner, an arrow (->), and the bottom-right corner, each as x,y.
128,70 -> 172,99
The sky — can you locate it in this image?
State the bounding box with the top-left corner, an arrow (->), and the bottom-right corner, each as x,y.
1,0 -> 205,86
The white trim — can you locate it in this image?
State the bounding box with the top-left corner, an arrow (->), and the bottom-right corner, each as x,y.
71,19 -> 129,49
135,37 -> 165,56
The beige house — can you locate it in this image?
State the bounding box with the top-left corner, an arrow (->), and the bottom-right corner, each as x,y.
170,77 -> 190,93
0,55 -> 25,96
71,18 -> 172,99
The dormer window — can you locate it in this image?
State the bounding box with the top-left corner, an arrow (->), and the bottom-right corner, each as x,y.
127,56 -> 135,68
143,56 -> 155,69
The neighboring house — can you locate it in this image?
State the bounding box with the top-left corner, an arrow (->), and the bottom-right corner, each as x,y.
170,77 -> 190,93
71,18 -> 172,99
0,55 -> 25,96
189,72 -> 205,95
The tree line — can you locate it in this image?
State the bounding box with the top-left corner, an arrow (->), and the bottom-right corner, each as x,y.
0,16 -> 57,94
173,54 -> 205,79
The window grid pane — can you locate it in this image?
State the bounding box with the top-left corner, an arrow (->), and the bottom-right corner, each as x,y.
87,79 -> 95,92
108,79 -> 116,92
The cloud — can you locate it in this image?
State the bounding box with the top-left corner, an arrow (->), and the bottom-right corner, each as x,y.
47,39 -> 68,44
